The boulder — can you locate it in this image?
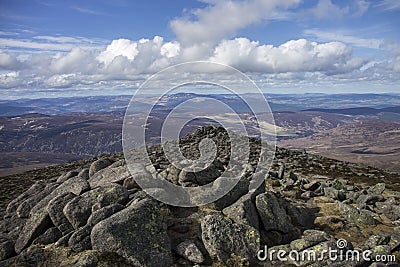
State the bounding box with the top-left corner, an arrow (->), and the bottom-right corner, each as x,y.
63,183 -> 129,229
6,181 -> 45,215
47,192 -> 76,235
87,203 -> 124,226
89,164 -> 132,188
16,183 -> 59,218
57,170 -> 79,183
200,177 -> 250,210
289,230 -> 329,251
14,208 -> 52,254
68,225 -> 93,252
89,158 -> 112,177
222,192 -> 259,229
29,177 -> 90,216
77,168 -> 90,180
32,227 -> 62,246
91,199 -> 173,267
338,202 -> 377,225
74,253 -> 98,267
255,192 -> 294,233
201,214 -> 259,264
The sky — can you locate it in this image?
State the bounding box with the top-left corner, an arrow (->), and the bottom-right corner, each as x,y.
0,0 -> 399,99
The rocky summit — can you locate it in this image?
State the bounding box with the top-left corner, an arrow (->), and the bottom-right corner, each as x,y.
1,126 -> 400,266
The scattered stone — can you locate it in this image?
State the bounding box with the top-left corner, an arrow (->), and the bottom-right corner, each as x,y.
303,180 -> 321,191
278,163 -> 285,179
338,202 -> 377,225
175,240 -> 205,264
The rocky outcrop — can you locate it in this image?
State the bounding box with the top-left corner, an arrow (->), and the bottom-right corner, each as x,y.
1,126 -> 399,266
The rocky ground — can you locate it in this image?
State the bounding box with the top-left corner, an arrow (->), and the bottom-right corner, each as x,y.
1,126 -> 400,266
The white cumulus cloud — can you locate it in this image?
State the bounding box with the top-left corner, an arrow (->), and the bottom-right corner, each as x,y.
210,38 -> 365,74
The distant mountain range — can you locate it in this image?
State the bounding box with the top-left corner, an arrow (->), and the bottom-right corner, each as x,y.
1,93 -> 400,116
1,93 -> 400,176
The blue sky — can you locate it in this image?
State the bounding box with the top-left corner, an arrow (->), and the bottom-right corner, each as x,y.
0,0 -> 399,99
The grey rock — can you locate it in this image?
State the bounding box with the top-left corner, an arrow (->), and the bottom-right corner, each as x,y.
176,240 -> 205,264
89,158 -> 112,178
16,183 -> 59,218
201,177 -> 250,210
89,164 -> 132,188
222,192 -> 259,229
55,232 -> 73,247
57,170 -> 79,183
178,170 -> 197,186
77,168 -> 90,180
286,201 -> 315,229
368,183 -> 386,195
47,192 -> 76,235
74,254 -> 98,267
64,183 -> 129,229
30,177 -> 90,216
201,214 -> 259,263
87,203 -> 124,226
338,202 -> 377,225
356,193 -> 384,207
255,192 -> 294,233
91,199 -> 173,267
68,225 -> 92,252
278,163 -> 285,179
123,176 -> 139,189
376,198 -> 400,221
32,226 -> 62,245
14,207 -> 52,254
6,181 -> 45,215
303,181 -> 321,191
289,230 -> 329,251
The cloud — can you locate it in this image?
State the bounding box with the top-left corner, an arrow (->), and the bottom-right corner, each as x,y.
304,29 -> 389,50
210,38 -> 365,74
97,39 -> 139,66
377,0 -> 400,11
307,0 -> 349,19
71,6 -> 109,16
50,48 -> 96,74
0,52 -> 22,70
353,0 -> 370,17
170,0 -> 301,45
